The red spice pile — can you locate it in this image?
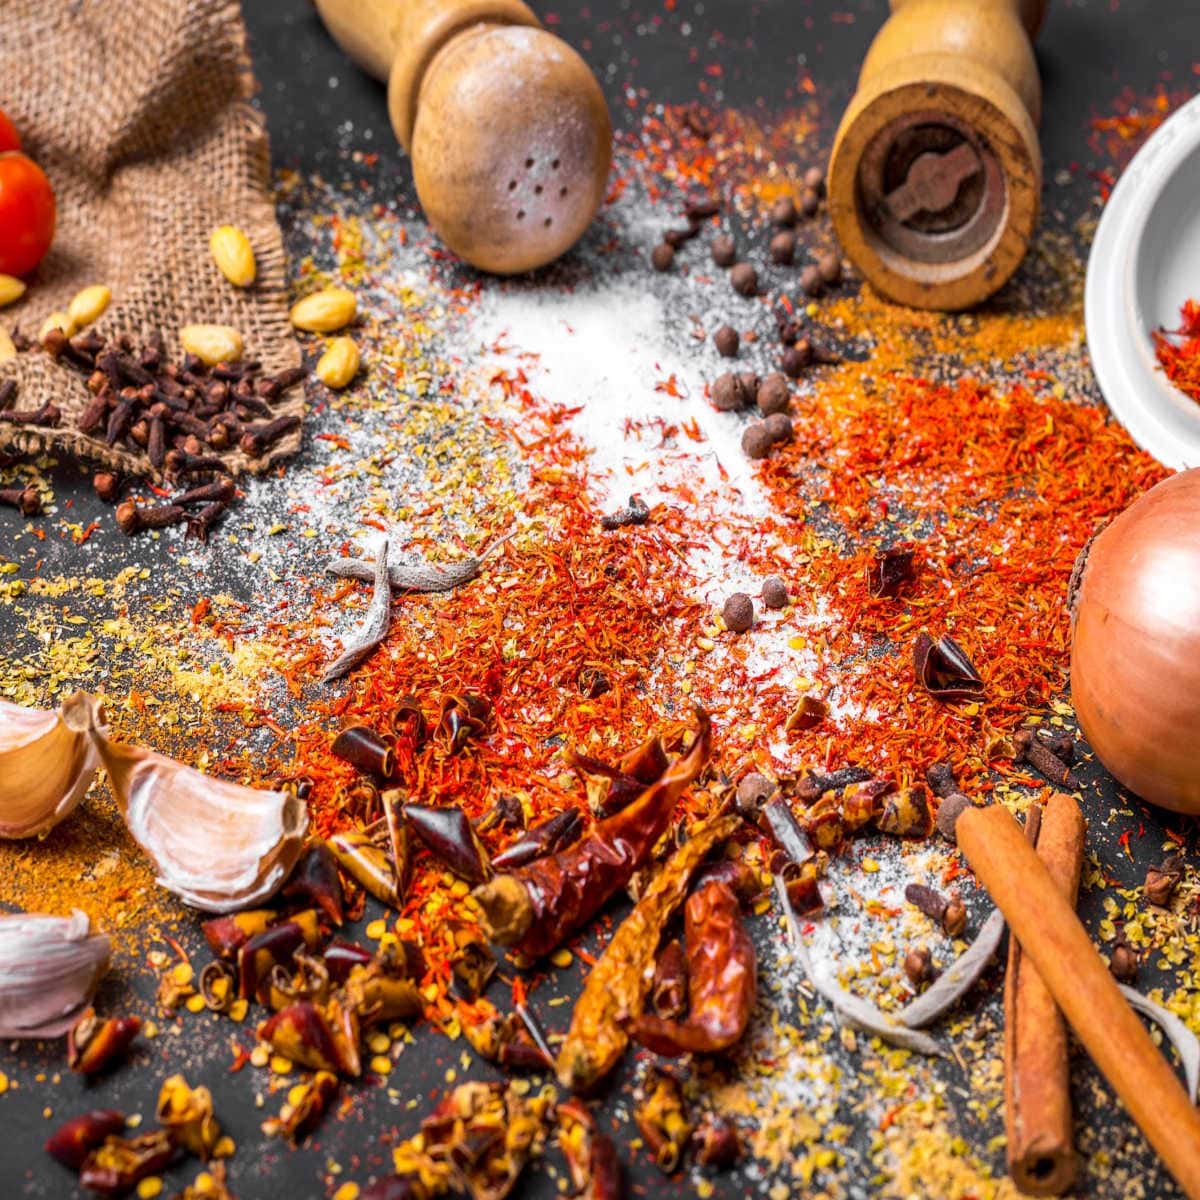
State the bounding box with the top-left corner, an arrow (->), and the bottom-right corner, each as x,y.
1153,297 -> 1200,404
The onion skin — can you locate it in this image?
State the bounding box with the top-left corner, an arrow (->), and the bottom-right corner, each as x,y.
1070,469 -> 1200,814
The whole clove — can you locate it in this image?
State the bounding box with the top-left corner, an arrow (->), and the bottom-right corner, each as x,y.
600,494 -> 650,530
905,882 -> 967,937
1035,727 -> 1076,763
239,414 -> 301,457
1145,853 -> 1185,907
0,484 -> 41,516
904,944 -> 935,987
172,478 -> 235,507
734,772 -> 776,817
0,401 -> 60,427
186,499 -> 230,542
114,500 -> 186,536
794,765 -> 874,804
1013,728 -> 1078,789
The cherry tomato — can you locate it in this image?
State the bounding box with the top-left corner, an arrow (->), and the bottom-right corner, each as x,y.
0,152 -> 55,277
0,108 -> 19,154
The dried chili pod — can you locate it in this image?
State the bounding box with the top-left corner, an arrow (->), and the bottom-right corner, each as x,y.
79,1131 -> 177,1197
67,1009 -> 141,1075
841,777 -> 893,831
405,803 -> 492,883
331,725 -> 396,778
437,692 -> 492,755
44,1109 -> 126,1170
335,778 -> 382,827
328,831 -> 401,907
634,1069 -> 691,1173
557,1099 -> 623,1200
199,960 -> 237,1013
156,1074 -> 220,1160
492,807 -> 584,871
649,939 -> 688,1020
760,797 -> 813,866
258,997 -> 361,1077
238,919 -> 311,1003
691,1112 -> 741,1169
283,841 -> 344,926
876,785 -> 935,838
631,880 -> 756,1056
267,951 -> 332,1011
784,695 -> 828,733
390,695 -> 428,747
202,909 -> 275,960
382,790 -> 413,901
474,709 -> 713,960
690,858 -> 761,908
568,732 -> 670,817
462,1009 -> 554,1073
913,632 -> 985,700
262,1070 -> 339,1144
360,1175 -> 429,1200
323,938 -> 376,984
343,949 -> 424,1027
450,924 -> 497,1001
781,860 -> 825,915
867,546 -> 917,599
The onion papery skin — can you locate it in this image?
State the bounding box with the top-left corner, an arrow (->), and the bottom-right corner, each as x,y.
1070,469 -> 1200,814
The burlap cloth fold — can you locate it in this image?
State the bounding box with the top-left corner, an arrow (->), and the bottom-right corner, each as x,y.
0,0 -> 301,476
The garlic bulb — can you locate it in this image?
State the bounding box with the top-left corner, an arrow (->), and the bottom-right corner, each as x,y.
68,702 -> 309,913
0,691 -> 106,839
0,910 -> 111,1037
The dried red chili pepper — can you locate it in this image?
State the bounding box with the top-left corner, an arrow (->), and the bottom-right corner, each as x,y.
44,1110 -> 126,1170
342,946 -> 424,1027
331,724 -> 396,778
450,926 -> 497,1001
202,908 -> 275,959
876,785 -> 935,838
473,709 -> 712,960
567,729 -> 671,817
328,830 -> 402,907
156,1074 -> 221,1160
78,1131 -> 177,1197
262,1070 -> 339,1144
238,913 -> 321,1004
323,938 -> 376,983
66,1010 -> 141,1075
405,803 -> 492,883
437,692 -> 492,754
913,631 -> 985,700
630,879 -> 756,1056
759,797 -> 813,865
557,1099 -> 623,1200
389,694 -> 428,746
867,545 -> 917,598
691,1112 -> 742,1169
690,857 -> 761,908
462,1008 -> 554,1073
258,997 -> 362,1077
283,841 -> 345,926
492,807 -> 584,870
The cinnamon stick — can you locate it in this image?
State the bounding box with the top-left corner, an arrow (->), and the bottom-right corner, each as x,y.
958,802 -> 1200,1200
1004,795 -> 1084,1196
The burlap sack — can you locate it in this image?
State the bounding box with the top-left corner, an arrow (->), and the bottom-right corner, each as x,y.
0,0 -> 301,477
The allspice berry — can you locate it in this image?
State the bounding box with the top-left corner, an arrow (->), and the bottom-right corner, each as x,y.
770,196 -> 797,227
722,592 -> 754,633
817,252 -> 842,286
804,165 -> 825,196
1109,942 -> 1139,982
935,792 -> 972,843
781,339 -> 812,379
741,422 -> 774,460
735,772 -> 776,816
761,576 -> 789,609
763,413 -> 793,444
769,231 -> 796,265
1144,854 -> 1184,907
712,372 -> 750,411
941,898 -> 967,938
730,262 -> 758,297
904,945 -> 934,987
757,372 -> 790,416
714,324 -> 740,358
651,242 -> 675,272
738,372 -> 760,403
711,235 -> 736,268
800,264 -> 823,296
799,187 -> 820,217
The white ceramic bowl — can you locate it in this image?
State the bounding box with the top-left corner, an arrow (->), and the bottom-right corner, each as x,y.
1086,93 -> 1200,468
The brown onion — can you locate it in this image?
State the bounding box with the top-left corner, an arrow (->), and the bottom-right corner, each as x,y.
1070,469 -> 1200,813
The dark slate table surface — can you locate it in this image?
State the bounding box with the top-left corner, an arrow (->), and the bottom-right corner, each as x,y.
3,1 -> 1199,1197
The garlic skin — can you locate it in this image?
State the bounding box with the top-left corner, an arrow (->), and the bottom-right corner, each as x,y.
68,702 -> 308,912
0,692 -> 106,839
0,910 -> 111,1038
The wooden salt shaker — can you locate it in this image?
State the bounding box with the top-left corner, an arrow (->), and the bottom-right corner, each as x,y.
828,0 -> 1047,310
314,0 -> 612,274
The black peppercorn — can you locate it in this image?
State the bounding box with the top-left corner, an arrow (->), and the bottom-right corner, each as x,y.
763,412 -> 793,444
769,231 -> 796,265
730,262 -> 758,297
800,264 -> 823,296
761,576 -> 789,609
651,242 -> 675,272
769,196 -> 797,227
711,235 -> 736,268
756,372 -> 790,416
722,592 -> 754,633
741,421 -> 773,459
713,325 -> 740,358
712,372 -> 750,411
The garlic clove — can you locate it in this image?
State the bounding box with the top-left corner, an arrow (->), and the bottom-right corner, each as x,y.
69,703 -> 309,913
0,910 -> 111,1038
0,691 -> 106,839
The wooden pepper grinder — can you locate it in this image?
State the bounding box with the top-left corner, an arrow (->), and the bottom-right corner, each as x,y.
313,0 -> 612,274
828,0 -> 1047,310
